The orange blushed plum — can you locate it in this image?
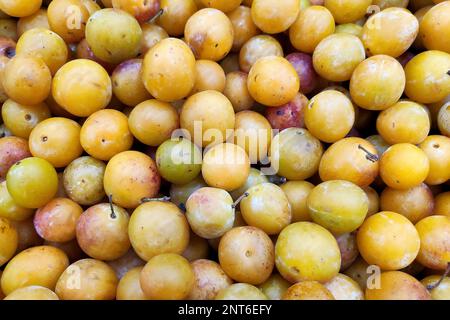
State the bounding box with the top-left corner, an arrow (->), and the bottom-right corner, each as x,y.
29,117 -> 83,168
76,203 -> 130,261
0,136 -> 31,180
184,8 -> 234,61
187,259 -> 233,300
112,0 -> 160,23
365,271 -> 431,300
104,151 -> 160,209
34,198 -> 83,243
80,109 -> 133,161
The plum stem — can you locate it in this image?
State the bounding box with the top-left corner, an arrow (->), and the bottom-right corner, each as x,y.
232,192 -> 249,209
358,144 -> 379,162
141,196 -> 171,203
149,9 -> 163,23
108,194 -> 116,219
426,262 -> 450,291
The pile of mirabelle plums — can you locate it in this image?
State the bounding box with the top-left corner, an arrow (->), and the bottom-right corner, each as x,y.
0,0 -> 449,301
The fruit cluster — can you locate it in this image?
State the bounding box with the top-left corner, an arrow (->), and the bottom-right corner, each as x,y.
0,0 -> 449,301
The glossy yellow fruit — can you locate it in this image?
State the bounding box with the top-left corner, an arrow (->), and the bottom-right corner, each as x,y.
0,217 -> 18,267
140,253 -> 194,300
313,33 -> 365,81
85,8 -> 142,64
103,151 -> 160,209
324,273 -> 364,300
2,55 -> 51,106
283,281 -> 335,300
259,274 -> 290,300
362,8 -> 419,58
55,259 -> 118,300
184,8 -> 233,61
116,267 -> 147,300
415,215 -> 450,270
240,183 -> 291,235
433,191 -> 450,217
419,135 -> 450,185
52,59 -> 112,117
157,0 -> 198,37
379,143 -> 430,189
251,0 -> 300,34
307,180 -> 369,234
289,6 -> 335,53
305,90 -> 355,143
1,100 -> 51,139
216,283 -> 268,300
404,50 -> 450,104
16,28 -> 68,75
0,0 -> 41,17
0,180 -> 34,221
29,117 -> 83,168
421,275 -> 450,300
128,201 -> 189,261
186,187 -> 235,239
350,55 -> 405,110
81,109 -> 134,161
6,157 -> 58,209
270,128 -> 323,180
1,246 -> 69,295
247,56 -> 299,107
365,271 -> 431,300
4,286 -> 59,300
275,222 -> 341,283
187,259 -> 233,300
142,38 -> 196,101
357,211 -> 420,270
376,101 -> 430,145
191,60 -> 226,94
180,90 -> 235,147
420,1 -> 450,53
324,0 -> 371,24
280,181 -> 314,222
202,143 -> 250,191
319,137 -> 379,187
